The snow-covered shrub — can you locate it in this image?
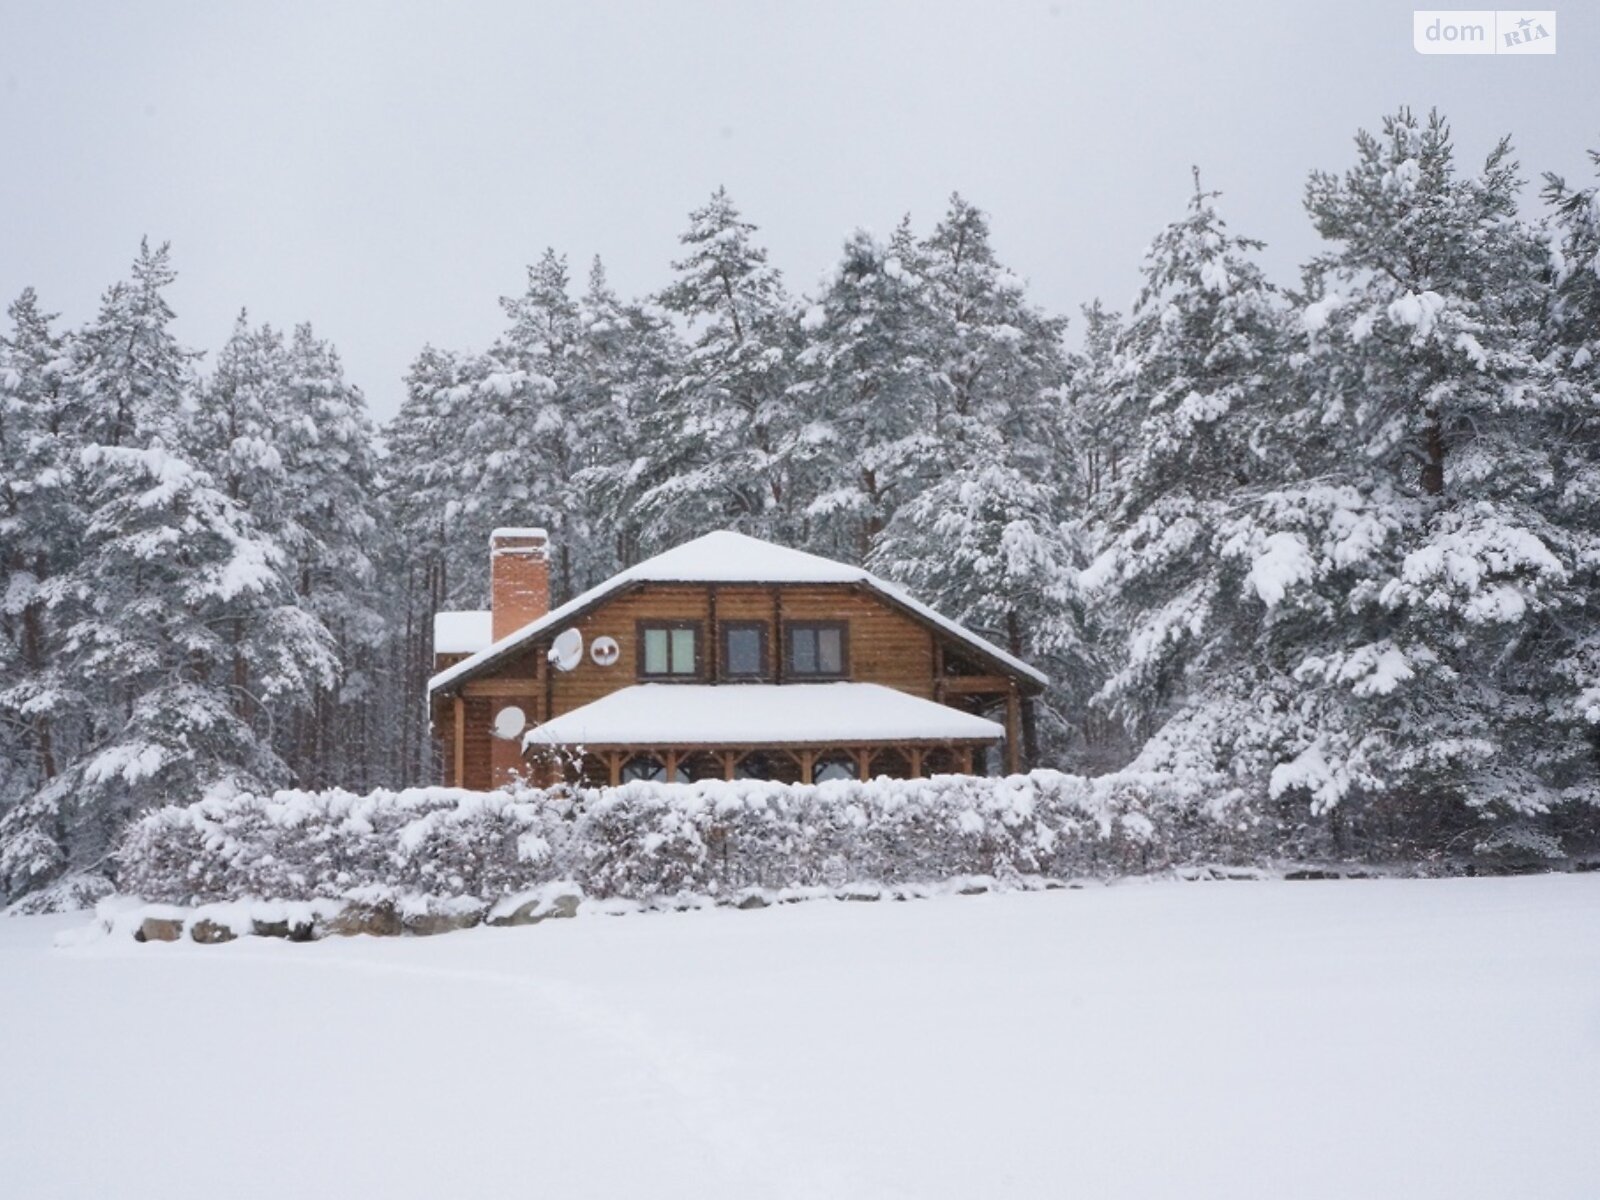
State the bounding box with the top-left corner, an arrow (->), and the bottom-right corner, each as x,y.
118,786 -> 565,905
118,771 -> 1233,907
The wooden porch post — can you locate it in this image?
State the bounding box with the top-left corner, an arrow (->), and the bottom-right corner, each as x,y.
960,745 -> 974,775
606,751 -> 622,787
707,586 -> 719,682
721,750 -> 737,781
772,588 -> 785,684
857,747 -> 872,782
1004,685 -> 1022,775
452,695 -> 465,788
908,747 -> 924,779
799,749 -> 815,785
664,749 -> 679,782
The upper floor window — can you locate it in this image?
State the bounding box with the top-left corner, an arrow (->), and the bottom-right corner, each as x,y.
639,621 -> 700,679
784,620 -> 848,679
722,621 -> 768,679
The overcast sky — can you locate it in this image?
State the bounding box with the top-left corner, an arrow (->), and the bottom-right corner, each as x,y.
1,1 -> 1592,419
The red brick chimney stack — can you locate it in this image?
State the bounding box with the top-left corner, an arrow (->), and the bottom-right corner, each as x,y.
490,527 -> 550,641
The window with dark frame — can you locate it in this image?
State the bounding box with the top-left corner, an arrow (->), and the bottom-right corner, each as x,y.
638,620 -> 701,679
784,620 -> 848,678
721,621 -> 768,679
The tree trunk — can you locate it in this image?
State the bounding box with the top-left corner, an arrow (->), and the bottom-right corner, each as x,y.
20,600 -> 56,779
1421,410 -> 1445,496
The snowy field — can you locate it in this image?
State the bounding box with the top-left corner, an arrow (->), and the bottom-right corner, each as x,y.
4,876 -> 1598,1200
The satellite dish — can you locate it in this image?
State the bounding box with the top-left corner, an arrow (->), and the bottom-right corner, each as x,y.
590,635 -> 620,667
549,628 -> 584,672
493,705 -> 526,740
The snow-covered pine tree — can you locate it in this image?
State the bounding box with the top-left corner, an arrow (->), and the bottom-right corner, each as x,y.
1533,149 -> 1600,817
1268,109 -> 1579,844
790,221 -> 942,564
1062,300 -> 1132,509
1085,177 -> 1292,771
190,313 -> 290,510
870,197 -> 1079,766
469,250 -> 584,600
913,194 -> 1066,467
185,313 -> 301,755
573,257 -> 681,571
642,188 -> 799,545
274,323 -> 384,788
0,243 -> 334,906
1054,299 -> 1137,772
0,290 -> 85,897
381,344 -> 485,783
387,345 -> 474,608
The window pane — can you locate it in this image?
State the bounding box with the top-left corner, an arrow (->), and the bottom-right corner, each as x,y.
643,628 -> 668,675
727,627 -> 762,675
791,627 -> 816,674
818,627 -> 843,674
622,756 -> 664,782
813,756 -> 855,782
670,627 -> 696,673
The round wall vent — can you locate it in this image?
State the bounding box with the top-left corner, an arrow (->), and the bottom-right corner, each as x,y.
590,635 -> 620,666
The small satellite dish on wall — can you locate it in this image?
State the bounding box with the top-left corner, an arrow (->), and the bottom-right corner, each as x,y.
493,705 -> 527,741
590,635 -> 620,667
549,628 -> 584,672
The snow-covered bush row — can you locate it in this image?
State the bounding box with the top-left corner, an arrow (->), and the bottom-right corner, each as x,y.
116,771 -> 1234,906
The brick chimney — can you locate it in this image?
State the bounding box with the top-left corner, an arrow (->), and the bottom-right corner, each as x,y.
490,527 -> 550,640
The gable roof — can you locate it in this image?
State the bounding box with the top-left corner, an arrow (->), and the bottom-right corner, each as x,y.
428,530 -> 1048,696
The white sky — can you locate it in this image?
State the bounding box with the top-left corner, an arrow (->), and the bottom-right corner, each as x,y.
1,0 -> 1592,419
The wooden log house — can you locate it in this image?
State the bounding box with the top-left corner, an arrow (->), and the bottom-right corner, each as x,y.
428,529 -> 1047,789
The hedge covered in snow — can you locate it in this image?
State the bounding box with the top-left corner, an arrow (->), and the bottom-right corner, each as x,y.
116,771 -> 1241,907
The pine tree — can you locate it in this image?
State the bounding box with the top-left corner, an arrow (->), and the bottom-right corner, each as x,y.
642,188 -> 799,544
1534,148 -> 1600,811
382,344 -> 479,785
186,314 -> 298,760
0,290 -> 84,895
485,250 -> 590,602
791,220 -> 941,563
916,194 -> 1066,463
1275,109 -> 1573,830
1061,300 -> 1132,510
574,257 -> 681,571
871,197 -> 1077,766
1087,178 -> 1291,758
0,245 -> 334,904
275,323 -> 384,788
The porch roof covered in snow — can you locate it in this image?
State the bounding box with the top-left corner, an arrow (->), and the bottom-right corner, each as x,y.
523,682 -> 1006,750
429,530 -> 1048,697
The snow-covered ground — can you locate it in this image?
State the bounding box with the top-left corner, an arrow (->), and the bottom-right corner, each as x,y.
4,875 -> 1597,1199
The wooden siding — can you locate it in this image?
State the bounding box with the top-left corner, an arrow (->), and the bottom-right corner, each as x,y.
464,698 -> 491,789
543,584 -> 939,713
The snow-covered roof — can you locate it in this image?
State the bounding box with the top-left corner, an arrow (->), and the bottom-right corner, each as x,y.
433,611 -> 493,655
491,526 -> 548,541
429,530 -> 1048,695
523,683 -> 1005,748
